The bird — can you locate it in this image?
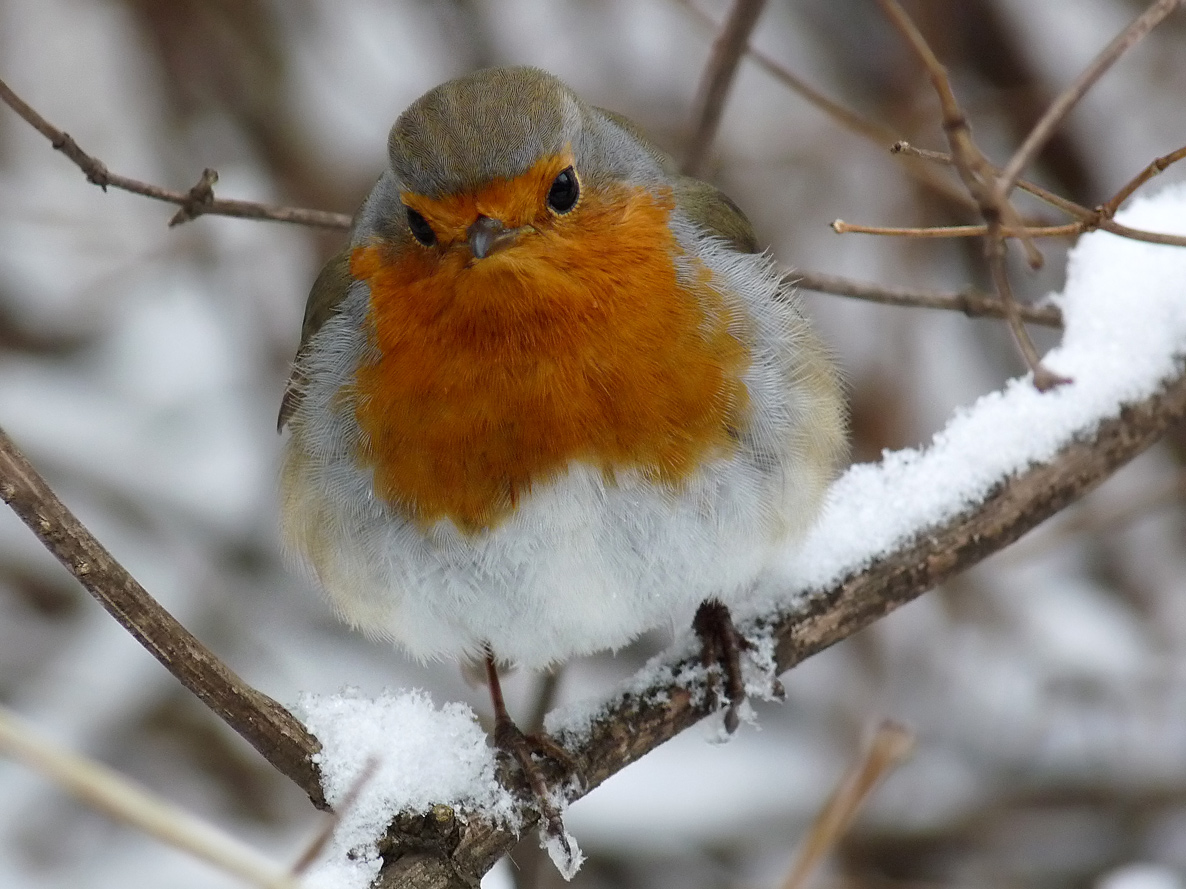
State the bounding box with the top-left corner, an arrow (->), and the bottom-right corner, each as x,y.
278,66 -> 846,844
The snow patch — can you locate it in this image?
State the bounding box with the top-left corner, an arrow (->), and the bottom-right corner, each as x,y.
295,689 -> 518,889
780,183 -> 1186,593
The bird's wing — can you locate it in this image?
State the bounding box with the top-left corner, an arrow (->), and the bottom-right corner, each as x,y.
277,248 -> 353,432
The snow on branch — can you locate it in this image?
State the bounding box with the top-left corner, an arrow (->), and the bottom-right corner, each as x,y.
298,187 -> 1186,889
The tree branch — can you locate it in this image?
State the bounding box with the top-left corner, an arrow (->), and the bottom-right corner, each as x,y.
791,269 -> 1063,327
682,0 -> 769,176
873,0 -> 1057,388
994,0 -> 1184,203
0,76 -> 352,230
0,426 -> 325,808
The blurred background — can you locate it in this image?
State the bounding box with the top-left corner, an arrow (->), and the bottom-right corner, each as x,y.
2,1 -> 1186,887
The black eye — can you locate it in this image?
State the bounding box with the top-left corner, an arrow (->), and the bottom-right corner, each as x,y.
546,166 -> 579,214
405,206 -> 436,246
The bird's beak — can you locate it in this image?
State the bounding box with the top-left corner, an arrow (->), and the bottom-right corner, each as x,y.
467,216 -> 527,259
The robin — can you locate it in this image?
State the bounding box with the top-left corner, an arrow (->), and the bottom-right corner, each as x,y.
278,66 -> 846,846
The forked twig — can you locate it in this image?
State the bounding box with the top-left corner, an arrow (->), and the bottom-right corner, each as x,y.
0,76 -> 352,230
995,0 -> 1184,203
874,0 -> 1064,389
888,141 -> 1186,248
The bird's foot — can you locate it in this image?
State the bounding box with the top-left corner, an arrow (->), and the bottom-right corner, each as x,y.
493,715 -> 580,862
693,599 -> 783,733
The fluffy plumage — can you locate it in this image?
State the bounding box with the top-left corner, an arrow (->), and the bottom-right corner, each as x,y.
278,66 -> 846,669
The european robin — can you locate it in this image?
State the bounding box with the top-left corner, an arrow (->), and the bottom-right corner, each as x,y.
278,66 -> 846,841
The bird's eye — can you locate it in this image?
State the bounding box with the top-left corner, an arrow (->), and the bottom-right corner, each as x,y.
405,206 -> 437,246
546,166 -> 579,214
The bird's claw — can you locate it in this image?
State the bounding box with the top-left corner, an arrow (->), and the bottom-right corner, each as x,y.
693,599 -> 752,733
493,717 -> 579,851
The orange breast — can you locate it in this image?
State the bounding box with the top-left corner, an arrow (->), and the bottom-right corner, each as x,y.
350,173 -> 751,531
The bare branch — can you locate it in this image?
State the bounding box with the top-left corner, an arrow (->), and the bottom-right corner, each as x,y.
889,142 -> 1186,248
791,269 -> 1063,327
674,0 -> 981,210
874,0 -> 1057,385
0,426 -> 325,808
1101,144 -> 1186,216
831,219 -> 1081,239
1096,218 -> 1186,248
995,0 -> 1184,202
780,721 -> 914,889
0,76 -> 352,230
891,141 -> 1089,220
682,0 -> 769,176
0,705 -> 303,889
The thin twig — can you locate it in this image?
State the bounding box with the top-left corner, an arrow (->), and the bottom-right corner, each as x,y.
780,721 -> 915,889
0,76 -> 352,230
891,141 -> 1186,248
874,0 -> 1056,385
995,0 -> 1184,203
292,758 -> 379,875
791,269 -> 1063,327
1101,144 -> 1186,216
0,705 -> 302,889
831,220 -> 1081,239
0,426 -> 325,807
892,141 -> 1088,220
673,0 -> 975,209
985,216 -> 1069,390
1098,219 -> 1186,247
682,0 -> 769,176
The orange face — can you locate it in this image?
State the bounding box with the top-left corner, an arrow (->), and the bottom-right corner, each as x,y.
350,153 -> 751,531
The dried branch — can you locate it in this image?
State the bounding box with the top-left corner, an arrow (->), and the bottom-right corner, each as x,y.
682,0 -> 769,176
791,269 -> 1063,327
0,76 -> 352,230
889,142 -> 1186,249
673,0 -> 975,210
0,704 -> 303,889
1101,144 -> 1186,217
995,0 -> 1184,203
831,220 -> 1081,239
373,353 -> 1186,889
780,721 -> 914,889
874,0 -> 1060,388
0,426 -> 325,808
891,141 -> 1086,218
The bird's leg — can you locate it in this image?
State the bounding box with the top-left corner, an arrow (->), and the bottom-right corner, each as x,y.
484,652 -> 575,850
693,599 -> 781,733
